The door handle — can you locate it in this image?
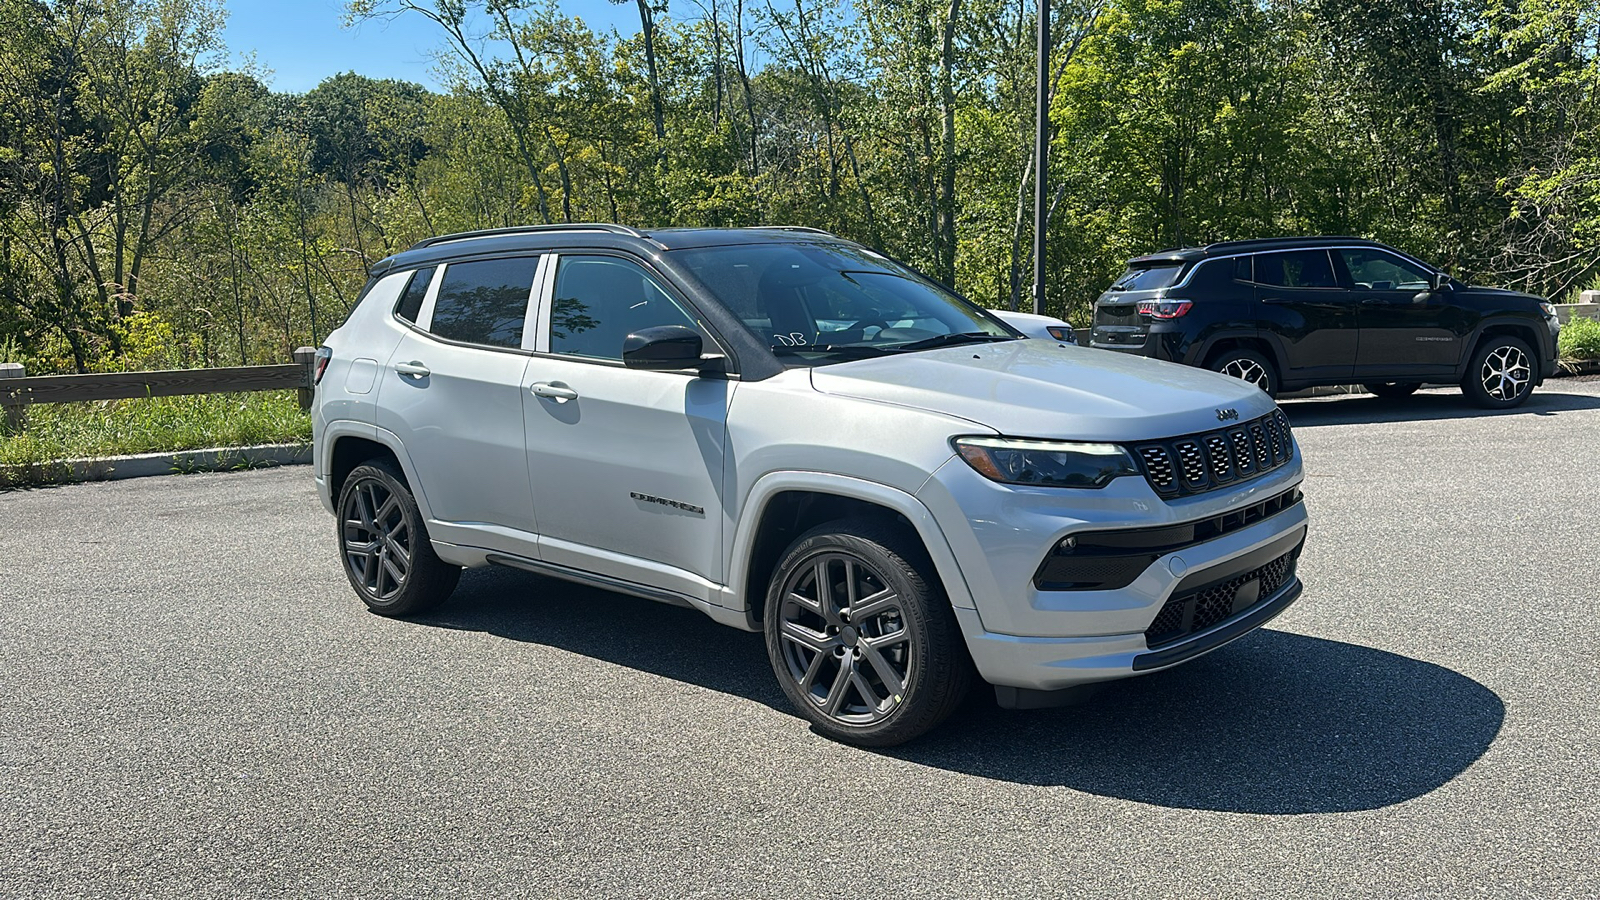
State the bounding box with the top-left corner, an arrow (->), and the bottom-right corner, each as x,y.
394,361 -> 431,377
530,381 -> 579,402
1359,298 -> 1386,307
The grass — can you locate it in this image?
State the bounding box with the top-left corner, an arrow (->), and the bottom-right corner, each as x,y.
0,390 -> 311,468
1559,315 -> 1600,362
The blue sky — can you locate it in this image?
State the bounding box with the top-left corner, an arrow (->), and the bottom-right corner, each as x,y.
222,0 -> 644,93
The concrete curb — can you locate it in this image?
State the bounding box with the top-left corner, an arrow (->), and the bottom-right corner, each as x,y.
0,443 -> 311,490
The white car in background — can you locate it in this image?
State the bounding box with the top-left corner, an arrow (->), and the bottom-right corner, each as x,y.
992,309 -> 1078,343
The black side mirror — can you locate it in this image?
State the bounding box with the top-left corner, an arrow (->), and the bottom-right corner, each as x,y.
1428,271 -> 1451,292
623,325 -> 715,372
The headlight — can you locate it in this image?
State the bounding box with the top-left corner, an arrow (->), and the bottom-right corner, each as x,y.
1539,302 -> 1557,319
1045,325 -> 1076,343
953,437 -> 1139,488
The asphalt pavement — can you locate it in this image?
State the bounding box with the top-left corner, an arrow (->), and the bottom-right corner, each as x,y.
3,381 -> 1598,898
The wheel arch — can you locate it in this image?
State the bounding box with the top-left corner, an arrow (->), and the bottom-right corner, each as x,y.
1464,318 -> 1545,379
325,425 -> 434,521
1200,334 -> 1283,374
727,473 -> 975,631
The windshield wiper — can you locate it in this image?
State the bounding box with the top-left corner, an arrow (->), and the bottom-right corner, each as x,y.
768,344 -> 894,358
890,332 -> 1016,352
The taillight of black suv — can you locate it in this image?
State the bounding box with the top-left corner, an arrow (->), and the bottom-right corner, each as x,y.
1089,236 -> 1560,409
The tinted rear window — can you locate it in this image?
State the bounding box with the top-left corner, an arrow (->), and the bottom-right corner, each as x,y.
429,256 -> 539,348
395,267 -> 434,323
1109,264 -> 1184,292
1253,250 -> 1338,289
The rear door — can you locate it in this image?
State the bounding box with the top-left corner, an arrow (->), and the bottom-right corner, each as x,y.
1335,247 -> 1465,378
1251,249 -> 1357,383
374,255 -> 541,555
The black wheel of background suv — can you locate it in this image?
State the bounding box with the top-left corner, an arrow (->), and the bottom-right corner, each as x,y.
1208,348 -> 1278,397
1364,382 -> 1422,398
1460,335 -> 1536,409
763,518 -> 973,747
337,460 -> 461,616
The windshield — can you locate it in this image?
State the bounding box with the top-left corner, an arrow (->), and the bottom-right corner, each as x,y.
671,242 -> 1015,365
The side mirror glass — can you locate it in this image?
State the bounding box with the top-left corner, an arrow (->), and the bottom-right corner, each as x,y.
623,325 -> 708,372
1428,271 -> 1450,292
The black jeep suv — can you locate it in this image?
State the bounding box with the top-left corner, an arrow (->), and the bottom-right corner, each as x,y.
1089,237 -> 1562,408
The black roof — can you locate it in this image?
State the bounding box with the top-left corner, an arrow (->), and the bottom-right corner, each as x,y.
373,224 -> 852,276
1129,236 -> 1388,266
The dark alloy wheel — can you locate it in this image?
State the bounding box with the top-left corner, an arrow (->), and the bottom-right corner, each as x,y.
337,461 -> 460,616
763,518 -> 972,747
1460,335 -> 1536,409
1210,348 -> 1278,397
1365,382 -> 1422,399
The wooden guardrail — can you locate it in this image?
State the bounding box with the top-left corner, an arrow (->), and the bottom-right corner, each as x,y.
0,346 -> 317,431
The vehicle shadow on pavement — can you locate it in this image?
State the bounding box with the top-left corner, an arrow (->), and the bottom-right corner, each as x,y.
895,629 -> 1505,813
1280,388 -> 1600,427
428,568 -> 1501,814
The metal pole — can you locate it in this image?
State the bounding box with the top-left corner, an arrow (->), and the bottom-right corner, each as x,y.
1031,0 -> 1050,315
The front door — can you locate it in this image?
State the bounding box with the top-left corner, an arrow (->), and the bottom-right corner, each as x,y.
1335,247 -> 1464,378
522,252 -> 734,599
1251,249 -> 1357,384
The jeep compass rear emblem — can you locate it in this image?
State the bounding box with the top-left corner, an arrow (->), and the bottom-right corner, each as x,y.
1216,408 -> 1239,422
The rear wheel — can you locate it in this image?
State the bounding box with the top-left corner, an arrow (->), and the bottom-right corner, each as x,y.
1460,336 -> 1536,409
1209,348 -> 1278,397
763,518 -> 972,747
1364,382 -> 1422,398
337,461 -> 460,616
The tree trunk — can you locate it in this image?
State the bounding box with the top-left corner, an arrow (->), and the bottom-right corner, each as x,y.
637,0 -> 668,143
936,0 -> 962,286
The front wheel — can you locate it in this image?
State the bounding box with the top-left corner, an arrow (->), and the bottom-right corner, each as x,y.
1364,382 -> 1422,399
1460,336 -> 1536,409
763,519 -> 973,747
337,461 -> 461,616
1209,348 -> 1279,397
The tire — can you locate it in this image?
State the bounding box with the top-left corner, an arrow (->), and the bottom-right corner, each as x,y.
336,460 -> 461,617
762,518 -> 973,747
1364,382 -> 1422,398
1209,347 -> 1278,397
1460,335 -> 1536,409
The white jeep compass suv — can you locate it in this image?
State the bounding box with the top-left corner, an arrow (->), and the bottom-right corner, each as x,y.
313,224 -> 1309,746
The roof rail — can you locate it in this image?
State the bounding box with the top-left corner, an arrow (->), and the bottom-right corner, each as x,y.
763,225 -> 835,236
410,223 -> 650,250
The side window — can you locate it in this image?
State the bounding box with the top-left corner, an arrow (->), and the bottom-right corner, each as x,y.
1254,250 -> 1338,289
1338,249 -> 1432,291
394,267 -> 435,324
1233,256 -> 1253,283
549,256 -> 708,360
428,256 -> 539,349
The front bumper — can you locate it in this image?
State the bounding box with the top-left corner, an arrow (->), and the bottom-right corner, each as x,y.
917,450 -> 1308,692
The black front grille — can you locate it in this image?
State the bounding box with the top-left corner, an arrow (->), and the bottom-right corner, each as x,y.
1134,410 -> 1293,499
1145,548 -> 1299,648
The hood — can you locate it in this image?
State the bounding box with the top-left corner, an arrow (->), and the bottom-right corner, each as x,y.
809,339 -> 1276,442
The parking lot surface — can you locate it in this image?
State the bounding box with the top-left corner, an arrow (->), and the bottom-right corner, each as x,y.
3,381 -> 1599,898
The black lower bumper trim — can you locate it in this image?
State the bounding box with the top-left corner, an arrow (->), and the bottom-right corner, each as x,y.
1131,578 -> 1304,671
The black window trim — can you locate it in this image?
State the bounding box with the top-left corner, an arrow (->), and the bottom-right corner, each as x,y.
1172,243 -> 1442,292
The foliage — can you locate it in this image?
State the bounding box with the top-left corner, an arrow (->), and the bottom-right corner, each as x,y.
0,391 -> 310,464
1,0 -> 1598,375
1558,315 -> 1600,361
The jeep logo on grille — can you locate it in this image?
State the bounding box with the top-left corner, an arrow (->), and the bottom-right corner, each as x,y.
1216,408 -> 1240,422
